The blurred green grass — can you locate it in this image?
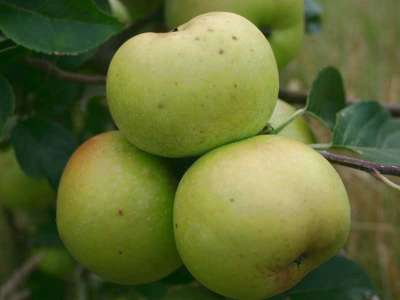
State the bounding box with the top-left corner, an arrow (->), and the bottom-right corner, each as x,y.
282,1 -> 400,299
282,0 -> 400,104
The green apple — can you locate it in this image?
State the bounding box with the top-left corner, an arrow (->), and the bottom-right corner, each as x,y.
269,99 -> 315,143
35,247 -> 76,279
163,285 -> 223,300
165,0 -> 304,68
174,135 -> 351,299
109,0 -> 163,24
107,12 -> 278,158
0,207 -> 17,281
57,131 -> 181,284
0,147 -> 54,211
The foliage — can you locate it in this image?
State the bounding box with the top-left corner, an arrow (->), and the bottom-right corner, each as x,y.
304,66 -> 400,166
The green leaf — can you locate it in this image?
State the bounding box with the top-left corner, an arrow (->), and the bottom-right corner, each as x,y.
80,96 -> 115,141
332,101 -> 400,165
0,73 -> 15,135
0,0 -> 122,55
271,256 -> 378,300
94,0 -> 112,15
10,118 -> 77,187
27,271 -> 66,300
31,210 -> 63,247
305,0 -> 323,34
306,67 -> 346,129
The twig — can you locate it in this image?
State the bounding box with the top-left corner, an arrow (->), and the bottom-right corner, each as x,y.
0,255 -> 42,300
23,60 -> 400,118
279,89 -> 400,117
371,169 -> 400,191
25,57 -> 106,85
318,150 -> 400,176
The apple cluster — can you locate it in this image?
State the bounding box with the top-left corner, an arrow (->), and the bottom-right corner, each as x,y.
56,11 -> 351,300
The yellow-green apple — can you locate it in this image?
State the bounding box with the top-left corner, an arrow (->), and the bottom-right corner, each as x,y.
0,147 -> 54,211
174,135 -> 351,299
269,99 -> 315,143
57,131 -> 181,284
107,12 -> 278,158
165,0 -> 304,68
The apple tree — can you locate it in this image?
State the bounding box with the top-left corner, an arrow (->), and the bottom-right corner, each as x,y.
0,1 -> 398,299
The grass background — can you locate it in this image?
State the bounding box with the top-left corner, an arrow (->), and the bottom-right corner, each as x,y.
281,0 -> 400,299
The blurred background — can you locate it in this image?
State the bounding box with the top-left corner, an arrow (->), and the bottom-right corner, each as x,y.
282,0 -> 400,299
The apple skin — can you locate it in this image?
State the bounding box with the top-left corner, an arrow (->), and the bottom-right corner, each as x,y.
0,148 -> 54,211
269,99 -> 315,144
0,207 -> 17,281
109,0 -> 162,24
57,131 -> 181,285
107,12 -> 278,158
165,0 -> 304,68
174,135 -> 351,299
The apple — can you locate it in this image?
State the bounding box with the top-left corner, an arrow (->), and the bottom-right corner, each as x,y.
109,0 -> 163,24
35,247 -> 76,279
269,99 -> 315,143
107,12 -> 279,158
174,135 -> 351,299
57,131 -> 181,285
0,147 -> 54,211
163,285 -> 223,300
0,207 -> 17,281
165,0 -> 304,68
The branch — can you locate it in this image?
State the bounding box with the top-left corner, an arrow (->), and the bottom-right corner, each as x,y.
25,57 -> 106,85
279,89 -> 400,117
0,255 -> 42,300
23,60 -> 400,118
319,150 -> 400,176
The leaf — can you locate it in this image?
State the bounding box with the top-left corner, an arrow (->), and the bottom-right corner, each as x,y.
332,101 -> 400,165
0,73 -> 15,135
0,0 -> 122,55
27,271 -> 66,300
271,256 -> 378,300
304,0 -> 323,34
10,118 -> 77,187
29,208 -> 63,247
306,67 -> 346,129
80,96 -> 115,140
94,0 -> 112,15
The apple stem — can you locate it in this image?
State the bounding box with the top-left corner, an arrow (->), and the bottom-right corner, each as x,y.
270,108 -> 307,134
